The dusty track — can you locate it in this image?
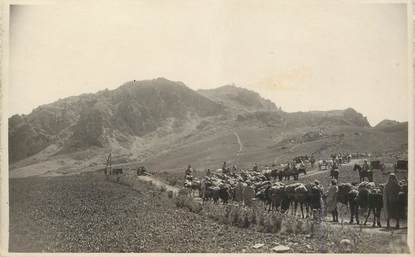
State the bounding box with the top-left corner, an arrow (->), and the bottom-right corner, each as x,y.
233,131 -> 243,165
128,156 -> 407,236
135,175 -> 179,193
128,172 -> 406,235
108,130 -> 406,237
234,131 -> 243,153
301,159 -> 361,178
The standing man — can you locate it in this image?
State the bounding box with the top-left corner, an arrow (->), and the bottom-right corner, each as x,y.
362,160 -> 369,171
185,164 -> 193,177
383,173 -> 402,228
232,165 -> 237,173
362,160 -> 373,182
310,154 -> 316,168
326,179 -> 339,222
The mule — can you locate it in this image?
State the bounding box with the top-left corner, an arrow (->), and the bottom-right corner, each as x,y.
353,164 -> 373,182
363,188 -> 383,227
282,167 -> 307,180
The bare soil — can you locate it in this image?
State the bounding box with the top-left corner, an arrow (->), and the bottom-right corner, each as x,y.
9,171 -> 408,253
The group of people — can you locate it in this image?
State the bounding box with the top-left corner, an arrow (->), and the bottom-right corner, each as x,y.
184,151 -> 376,179
319,155 -> 351,172
182,159 -> 407,228
324,172 -> 406,228
184,159 -> 310,186
184,153 -> 319,179
222,161 -> 238,174
185,155 -> 373,182
330,152 -> 352,164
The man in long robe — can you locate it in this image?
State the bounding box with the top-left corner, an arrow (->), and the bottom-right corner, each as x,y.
383,173 -> 402,228
326,179 -> 338,222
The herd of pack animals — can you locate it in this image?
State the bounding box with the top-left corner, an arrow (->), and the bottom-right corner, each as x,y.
106,152 -> 408,230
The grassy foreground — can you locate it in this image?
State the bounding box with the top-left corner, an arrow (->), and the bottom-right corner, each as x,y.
9,171 -> 408,253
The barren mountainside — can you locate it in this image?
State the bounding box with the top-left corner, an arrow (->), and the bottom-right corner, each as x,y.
9,78 -> 225,162
198,85 -> 279,113
9,78 -> 407,177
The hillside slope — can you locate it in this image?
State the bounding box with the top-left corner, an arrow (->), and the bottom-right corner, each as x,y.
198,85 -> 280,113
9,78 -> 225,163
9,78 -> 408,177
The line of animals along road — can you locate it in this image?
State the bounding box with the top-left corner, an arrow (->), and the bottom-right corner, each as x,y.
105,152 -> 408,230
180,153 -> 408,229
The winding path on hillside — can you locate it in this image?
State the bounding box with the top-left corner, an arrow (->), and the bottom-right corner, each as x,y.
233,131 -> 243,166
109,131 -> 246,195
134,174 -> 179,193
233,131 -> 243,153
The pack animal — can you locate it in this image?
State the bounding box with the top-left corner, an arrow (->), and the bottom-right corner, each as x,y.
353,164 -> 373,182
281,166 -> 306,180
363,187 -> 383,227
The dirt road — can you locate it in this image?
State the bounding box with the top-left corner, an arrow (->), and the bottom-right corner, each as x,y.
301,159 -> 361,178
125,171 -> 406,235
133,158 -> 361,197
135,174 -> 179,193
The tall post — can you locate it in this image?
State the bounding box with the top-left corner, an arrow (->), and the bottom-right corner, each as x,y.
105,152 -> 112,176
109,152 -> 112,175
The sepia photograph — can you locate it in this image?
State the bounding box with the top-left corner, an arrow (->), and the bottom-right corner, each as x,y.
1,0 -> 413,255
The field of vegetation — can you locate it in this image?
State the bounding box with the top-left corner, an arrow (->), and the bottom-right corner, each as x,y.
9,169 -> 408,253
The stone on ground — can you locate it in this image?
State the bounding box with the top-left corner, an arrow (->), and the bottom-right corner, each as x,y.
252,243 -> 265,249
272,245 -> 291,253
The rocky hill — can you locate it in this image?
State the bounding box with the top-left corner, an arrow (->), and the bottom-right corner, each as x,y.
234,108 -> 370,129
9,78 -> 408,177
375,119 -> 400,128
374,119 -> 406,130
9,78 -> 225,163
198,85 -> 280,113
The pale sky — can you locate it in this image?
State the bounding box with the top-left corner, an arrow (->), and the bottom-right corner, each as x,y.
9,1 -> 409,126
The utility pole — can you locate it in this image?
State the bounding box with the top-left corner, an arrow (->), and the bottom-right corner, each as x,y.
105,152 -> 112,176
